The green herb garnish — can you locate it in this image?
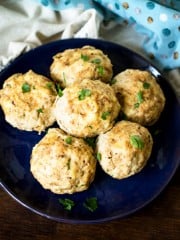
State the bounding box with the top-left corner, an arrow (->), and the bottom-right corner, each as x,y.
97,65 -> 104,75
110,78 -> 117,85
59,198 -> 75,211
137,91 -> 144,103
134,102 -> 140,108
65,136 -> 72,144
101,111 -> 110,120
37,108 -> 43,117
130,135 -> 144,149
143,82 -> 151,89
22,82 -> 31,93
83,197 -> 98,212
134,90 -> 144,108
56,84 -> 63,97
46,82 -> 53,89
91,58 -> 101,64
96,152 -> 101,161
81,54 -> 89,62
78,88 -> 91,100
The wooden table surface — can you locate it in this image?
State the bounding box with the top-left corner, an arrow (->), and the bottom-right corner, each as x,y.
0,167 -> 179,240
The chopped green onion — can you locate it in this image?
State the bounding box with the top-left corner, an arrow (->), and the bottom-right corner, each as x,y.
37,108 -> 43,117
22,82 -> 31,93
56,84 -> 63,97
96,152 -> 101,161
81,54 -> 89,62
65,136 -> 72,144
46,82 -> 53,89
137,91 -> 144,103
91,58 -> 101,64
134,102 -> 140,108
97,65 -> 104,75
134,91 -> 144,108
101,111 -> 110,120
83,197 -> 98,212
78,88 -> 91,100
59,198 -> 75,211
143,82 -> 151,89
130,135 -> 144,150
110,78 -> 117,85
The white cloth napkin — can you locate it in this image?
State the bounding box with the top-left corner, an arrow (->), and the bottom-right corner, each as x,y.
0,0 -> 179,100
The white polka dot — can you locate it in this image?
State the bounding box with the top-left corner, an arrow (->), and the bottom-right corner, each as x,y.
107,3 -> 113,11
159,13 -> 168,22
135,7 -> 141,14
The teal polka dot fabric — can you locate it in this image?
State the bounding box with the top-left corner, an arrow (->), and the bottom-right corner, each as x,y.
35,0 -> 98,11
94,0 -> 180,70
34,0 -> 180,70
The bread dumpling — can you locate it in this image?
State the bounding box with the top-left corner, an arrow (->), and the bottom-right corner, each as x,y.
0,70 -> 56,133
54,79 -> 121,137
112,69 -> 165,126
30,128 -> 97,194
96,120 -> 153,179
50,45 -> 113,88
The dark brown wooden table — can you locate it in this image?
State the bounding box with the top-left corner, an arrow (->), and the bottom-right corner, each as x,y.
0,167 -> 179,240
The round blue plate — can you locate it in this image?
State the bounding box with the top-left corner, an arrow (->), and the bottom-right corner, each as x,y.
0,39 -> 179,223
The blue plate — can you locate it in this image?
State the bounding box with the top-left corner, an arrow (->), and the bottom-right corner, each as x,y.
0,39 -> 179,223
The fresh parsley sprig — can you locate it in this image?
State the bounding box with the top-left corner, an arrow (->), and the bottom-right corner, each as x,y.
55,83 -> 63,97
97,65 -> 104,76
65,136 -> 72,145
101,111 -> 110,120
58,197 -> 98,212
78,88 -> 91,100
130,135 -> 144,150
22,82 -> 31,93
91,58 -> 101,64
37,108 -> 43,117
83,197 -> 98,212
134,91 -> 144,108
59,198 -> 75,211
143,82 -> 151,89
96,152 -> 101,161
81,54 -> 90,62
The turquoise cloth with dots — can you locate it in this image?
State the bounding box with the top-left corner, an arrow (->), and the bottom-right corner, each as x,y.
34,0 -> 180,70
